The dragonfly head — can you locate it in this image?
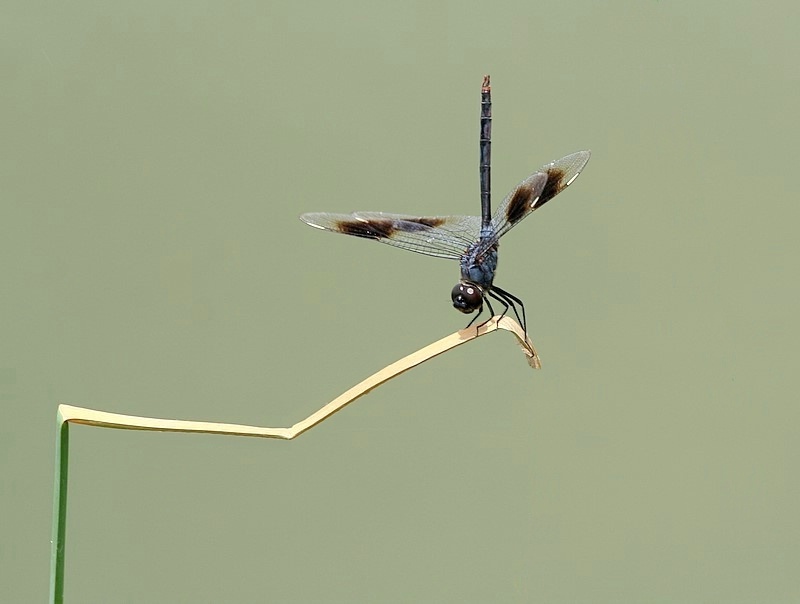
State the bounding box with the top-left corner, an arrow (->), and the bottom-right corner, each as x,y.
451,281 -> 483,314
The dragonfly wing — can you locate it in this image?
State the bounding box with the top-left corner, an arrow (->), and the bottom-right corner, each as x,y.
300,211 -> 480,260
492,150 -> 591,239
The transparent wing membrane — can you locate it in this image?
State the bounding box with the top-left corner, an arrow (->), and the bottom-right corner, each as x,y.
300,212 -> 480,260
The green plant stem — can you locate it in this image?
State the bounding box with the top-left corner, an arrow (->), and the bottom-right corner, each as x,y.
49,413 -> 69,603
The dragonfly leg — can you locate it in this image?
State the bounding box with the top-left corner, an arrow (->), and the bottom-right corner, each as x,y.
467,297 -> 496,335
466,304 -> 484,329
489,285 -> 527,336
486,288 -> 510,323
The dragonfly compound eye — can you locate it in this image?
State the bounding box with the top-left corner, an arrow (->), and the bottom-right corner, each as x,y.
451,282 -> 483,313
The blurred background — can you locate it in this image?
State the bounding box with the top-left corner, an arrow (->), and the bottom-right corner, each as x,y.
2,1 -> 799,602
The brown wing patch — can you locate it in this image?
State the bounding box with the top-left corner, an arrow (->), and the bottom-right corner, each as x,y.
405,217 -> 446,228
504,182 -> 537,225
533,167 -> 566,209
333,216 -> 444,239
334,219 -> 396,239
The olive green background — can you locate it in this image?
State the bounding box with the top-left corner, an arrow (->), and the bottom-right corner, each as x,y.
2,1 -> 799,602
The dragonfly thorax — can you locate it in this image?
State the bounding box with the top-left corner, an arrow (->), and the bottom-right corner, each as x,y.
460,240 -> 498,289
451,281 -> 484,314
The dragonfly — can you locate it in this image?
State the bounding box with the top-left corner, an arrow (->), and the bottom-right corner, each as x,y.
300,75 -> 590,338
